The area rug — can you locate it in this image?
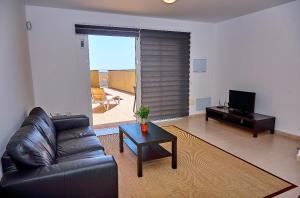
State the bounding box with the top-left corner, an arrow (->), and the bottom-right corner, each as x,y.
98,125 -> 296,198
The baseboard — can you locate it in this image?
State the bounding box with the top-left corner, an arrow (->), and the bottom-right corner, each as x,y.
275,130 -> 300,140
154,113 -> 205,123
189,111 -> 205,116
154,117 -> 185,123
189,112 -> 205,117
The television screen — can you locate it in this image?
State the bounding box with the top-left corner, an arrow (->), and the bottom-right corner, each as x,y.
229,90 -> 256,113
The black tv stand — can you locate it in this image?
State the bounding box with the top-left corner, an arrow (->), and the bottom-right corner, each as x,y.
228,109 -> 253,118
206,106 -> 275,137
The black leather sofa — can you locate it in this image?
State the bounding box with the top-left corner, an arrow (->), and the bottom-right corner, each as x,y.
0,107 -> 118,198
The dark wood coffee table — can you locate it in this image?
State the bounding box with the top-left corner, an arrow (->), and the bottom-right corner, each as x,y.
119,122 -> 177,177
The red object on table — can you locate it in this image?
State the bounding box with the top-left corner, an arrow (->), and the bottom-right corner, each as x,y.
140,123 -> 148,133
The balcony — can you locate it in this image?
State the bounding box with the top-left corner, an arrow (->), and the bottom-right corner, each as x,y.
91,70 -> 136,128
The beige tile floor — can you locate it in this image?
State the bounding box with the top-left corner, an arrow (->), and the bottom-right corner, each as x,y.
155,114 -> 300,198
92,88 -> 136,128
93,106 -> 300,197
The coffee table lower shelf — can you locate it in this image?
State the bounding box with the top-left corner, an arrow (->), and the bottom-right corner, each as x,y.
124,138 -> 171,162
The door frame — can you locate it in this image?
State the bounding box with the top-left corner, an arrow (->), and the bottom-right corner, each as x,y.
78,34 -> 140,126
135,36 -> 141,112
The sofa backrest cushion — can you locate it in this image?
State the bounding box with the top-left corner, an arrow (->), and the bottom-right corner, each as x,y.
6,125 -> 55,168
29,107 -> 56,134
23,115 -> 56,153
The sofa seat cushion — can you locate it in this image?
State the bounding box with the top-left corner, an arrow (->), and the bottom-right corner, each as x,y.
57,127 -> 95,142
57,136 -> 104,157
7,125 -> 55,167
56,150 -> 105,163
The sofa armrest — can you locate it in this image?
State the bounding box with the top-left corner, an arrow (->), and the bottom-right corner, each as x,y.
51,115 -> 90,131
0,156 -> 118,198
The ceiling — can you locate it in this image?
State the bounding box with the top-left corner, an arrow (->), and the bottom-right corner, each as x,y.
24,0 -> 295,23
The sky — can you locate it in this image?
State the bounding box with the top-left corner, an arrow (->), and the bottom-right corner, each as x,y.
88,35 -> 135,72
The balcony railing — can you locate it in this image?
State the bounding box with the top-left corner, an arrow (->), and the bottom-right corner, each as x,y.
90,69 -> 136,94
108,70 -> 136,94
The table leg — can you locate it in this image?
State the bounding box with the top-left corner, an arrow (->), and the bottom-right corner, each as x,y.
119,129 -> 123,153
172,140 -> 177,169
137,145 -> 143,177
253,131 -> 258,138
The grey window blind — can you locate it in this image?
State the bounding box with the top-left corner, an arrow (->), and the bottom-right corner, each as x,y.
140,29 -> 190,120
75,24 -> 139,37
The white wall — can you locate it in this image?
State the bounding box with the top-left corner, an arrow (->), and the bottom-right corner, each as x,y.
25,6 -> 217,119
0,0 -> 34,177
25,1 -> 300,135
213,0 -> 300,135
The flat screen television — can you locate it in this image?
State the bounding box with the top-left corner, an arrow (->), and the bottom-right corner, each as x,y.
229,90 -> 256,113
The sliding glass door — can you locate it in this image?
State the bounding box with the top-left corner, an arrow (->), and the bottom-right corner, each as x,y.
75,25 -> 141,126
140,30 -> 191,120
75,25 -> 191,122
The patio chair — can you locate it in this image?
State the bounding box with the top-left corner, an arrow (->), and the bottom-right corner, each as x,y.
91,88 -> 120,110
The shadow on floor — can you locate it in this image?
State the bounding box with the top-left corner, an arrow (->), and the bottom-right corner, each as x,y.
92,104 -> 118,114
